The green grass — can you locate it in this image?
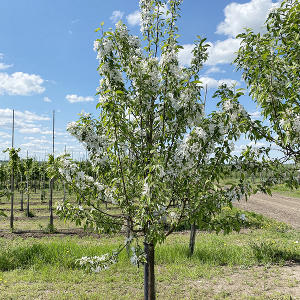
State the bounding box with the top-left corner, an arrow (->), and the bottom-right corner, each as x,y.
272,184 -> 300,198
0,227 -> 299,299
2,223 -> 298,273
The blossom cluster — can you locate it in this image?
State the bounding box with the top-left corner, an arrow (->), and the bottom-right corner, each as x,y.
76,254 -> 117,272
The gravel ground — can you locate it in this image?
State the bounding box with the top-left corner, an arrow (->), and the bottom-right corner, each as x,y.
235,192 -> 300,229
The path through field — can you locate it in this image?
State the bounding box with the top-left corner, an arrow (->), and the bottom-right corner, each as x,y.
235,192 -> 300,229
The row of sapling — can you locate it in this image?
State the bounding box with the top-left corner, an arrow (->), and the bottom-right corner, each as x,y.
51,0 -> 298,299
0,147 -> 71,230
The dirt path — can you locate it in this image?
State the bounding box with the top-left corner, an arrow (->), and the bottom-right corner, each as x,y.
235,192 -> 300,229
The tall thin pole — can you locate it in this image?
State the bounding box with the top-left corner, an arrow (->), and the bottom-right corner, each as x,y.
49,110 -> 54,230
26,150 -> 30,217
52,110 -> 55,156
63,145 -> 66,203
10,110 -> 15,230
12,110 -> 14,148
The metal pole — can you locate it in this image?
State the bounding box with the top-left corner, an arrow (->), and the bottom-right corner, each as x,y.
49,110 -> 54,230
10,110 -> 15,230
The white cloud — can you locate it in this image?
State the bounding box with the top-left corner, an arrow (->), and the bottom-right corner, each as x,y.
178,39 -> 241,67
43,96 -> 52,103
206,38 -> 241,66
205,66 -> 225,74
0,53 -> 3,60
0,131 -> 10,139
178,44 -> 194,66
66,94 -> 94,103
110,10 -> 124,23
249,110 -> 262,119
126,4 -> 168,27
21,137 -> 51,145
19,127 -> 43,134
126,10 -> 141,26
0,109 -> 50,133
0,72 -> 45,95
199,76 -> 239,89
0,62 -> 13,70
247,141 -> 267,148
216,0 -> 281,37
0,109 -> 49,123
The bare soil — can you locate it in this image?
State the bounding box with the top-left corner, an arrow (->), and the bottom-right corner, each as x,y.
235,192 -> 300,229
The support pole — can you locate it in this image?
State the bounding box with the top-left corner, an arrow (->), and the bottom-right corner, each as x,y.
10,109 -> 15,230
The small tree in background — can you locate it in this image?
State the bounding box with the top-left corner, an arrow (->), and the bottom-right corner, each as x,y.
54,0 -> 290,298
24,156 -> 33,218
3,148 -> 20,229
18,159 -> 26,211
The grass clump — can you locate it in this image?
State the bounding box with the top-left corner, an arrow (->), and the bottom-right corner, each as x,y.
250,240 -> 300,264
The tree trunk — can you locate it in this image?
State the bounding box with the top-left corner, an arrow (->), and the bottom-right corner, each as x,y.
10,170 -> 14,230
189,222 -> 196,257
144,242 -> 155,300
20,190 -> 24,211
63,182 -> 66,203
26,177 -> 30,217
49,177 -> 54,230
20,174 -> 23,211
126,220 -> 131,256
42,174 -> 46,202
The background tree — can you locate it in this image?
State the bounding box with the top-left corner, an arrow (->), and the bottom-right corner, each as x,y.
18,159 -> 26,211
3,148 -> 20,230
24,156 -> 33,218
234,0 -> 300,164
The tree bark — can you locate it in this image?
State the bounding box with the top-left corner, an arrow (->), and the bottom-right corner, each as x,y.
63,182 -> 66,203
20,190 -> 23,211
144,242 -> 155,300
189,222 -> 196,256
26,177 -> 30,217
10,170 -> 14,230
20,174 -> 23,211
49,177 -> 54,230
126,220 -> 131,256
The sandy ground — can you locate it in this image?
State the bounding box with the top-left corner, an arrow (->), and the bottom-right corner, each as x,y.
235,192 -> 300,229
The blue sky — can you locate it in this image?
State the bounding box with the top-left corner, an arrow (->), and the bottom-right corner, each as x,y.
0,0 -> 280,160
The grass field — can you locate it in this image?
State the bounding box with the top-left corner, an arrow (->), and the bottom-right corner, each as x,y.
0,188 -> 300,299
272,184 -> 300,198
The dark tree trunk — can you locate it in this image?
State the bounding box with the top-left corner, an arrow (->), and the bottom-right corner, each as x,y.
63,182 -> 66,203
144,242 -> 155,300
10,170 -> 14,230
41,174 -> 46,202
20,174 -> 23,211
20,190 -> 24,211
189,222 -> 196,256
26,177 -> 30,217
15,175 -> 19,191
126,220 -> 131,256
49,178 -> 54,230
